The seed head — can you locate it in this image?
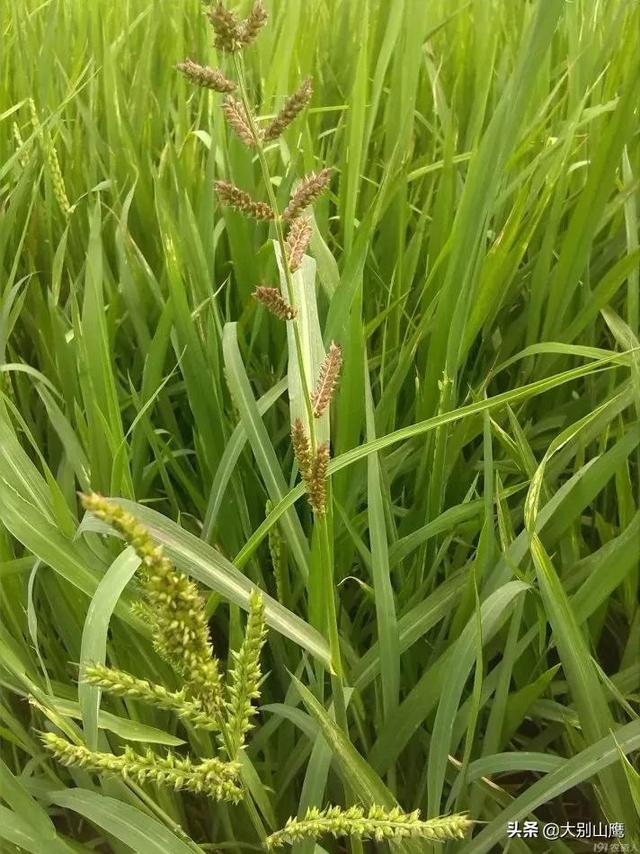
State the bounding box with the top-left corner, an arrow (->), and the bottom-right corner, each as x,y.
291,419 -> 312,480
42,733 -> 242,802
222,589 -> 267,759
253,286 -> 296,321
265,805 -> 473,849
82,664 -> 219,730
215,180 -> 275,220
285,217 -> 313,272
80,492 -> 223,718
263,77 -> 313,142
311,342 -> 342,418
222,95 -> 259,146
307,442 -> 330,515
177,59 -> 236,92
283,167 -> 334,221
207,3 -> 243,52
238,0 -> 268,47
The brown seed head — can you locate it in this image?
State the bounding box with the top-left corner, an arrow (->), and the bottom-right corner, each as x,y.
215,181 -> 274,220
291,419 -> 312,481
253,286 -> 296,321
285,217 -> 313,272
307,442 -> 330,515
177,59 -> 236,93
222,96 -> 259,146
207,3 -> 243,52
283,167 -> 334,221
238,0 -> 268,47
263,77 -> 313,142
311,342 -> 342,418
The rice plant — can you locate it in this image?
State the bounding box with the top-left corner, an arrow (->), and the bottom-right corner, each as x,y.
0,0 -> 639,851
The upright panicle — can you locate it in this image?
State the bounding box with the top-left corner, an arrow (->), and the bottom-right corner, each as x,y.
263,77 -> 313,142
291,419 -> 313,480
311,342 -> 343,418
285,216 -> 313,272
222,589 -> 267,758
238,0 -> 268,46
307,442 -> 330,515
207,3 -> 243,52
283,168 -> 334,220
222,95 -> 260,146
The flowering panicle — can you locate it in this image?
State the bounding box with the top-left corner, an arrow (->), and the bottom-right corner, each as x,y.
207,3 -> 243,52
80,493 -> 222,719
222,95 -> 259,146
46,133 -> 73,218
12,122 -> 29,168
285,217 -> 313,272
177,59 -> 236,92
82,664 -> 218,730
311,342 -> 342,418
291,419 -> 313,480
265,805 -> 473,849
307,442 -> 330,515
207,1 -> 267,52
42,733 -> 242,802
253,286 -> 296,320
263,78 -> 313,142
291,423 -> 330,515
215,180 -> 274,220
238,0 -> 268,47
222,589 -> 267,758
283,168 -> 333,221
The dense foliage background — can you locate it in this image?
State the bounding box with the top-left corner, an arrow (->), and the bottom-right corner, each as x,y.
0,0 -> 639,851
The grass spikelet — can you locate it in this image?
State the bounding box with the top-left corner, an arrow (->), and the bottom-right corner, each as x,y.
311,342 -> 342,418
253,286 -> 296,320
307,442 -> 330,515
207,3 -> 243,52
283,167 -> 334,220
80,493 -> 223,718
42,733 -> 242,802
291,418 -> 312,480
222,95 -> 260,146
215,180 -> 275,220
222,589 -> 267,758
12,122 -> 29,168
177,59 -> 236,92
45,133 -> 73,218
263,77 -> 313,142
265,805 -> 473,848
82,664 -> 219,730
238,0 -> 268,47
285,216 -> 313,272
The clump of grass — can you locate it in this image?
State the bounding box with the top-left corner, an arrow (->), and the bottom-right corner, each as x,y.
43,495 -> 267,801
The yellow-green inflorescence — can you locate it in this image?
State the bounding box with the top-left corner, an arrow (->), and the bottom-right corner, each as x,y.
82,663 -> 218,730
222,588 -> 267,759
42,733 -> 242,802
80,491 -> 223,720
265,805 -> 473,849
41,494 -> 269,802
